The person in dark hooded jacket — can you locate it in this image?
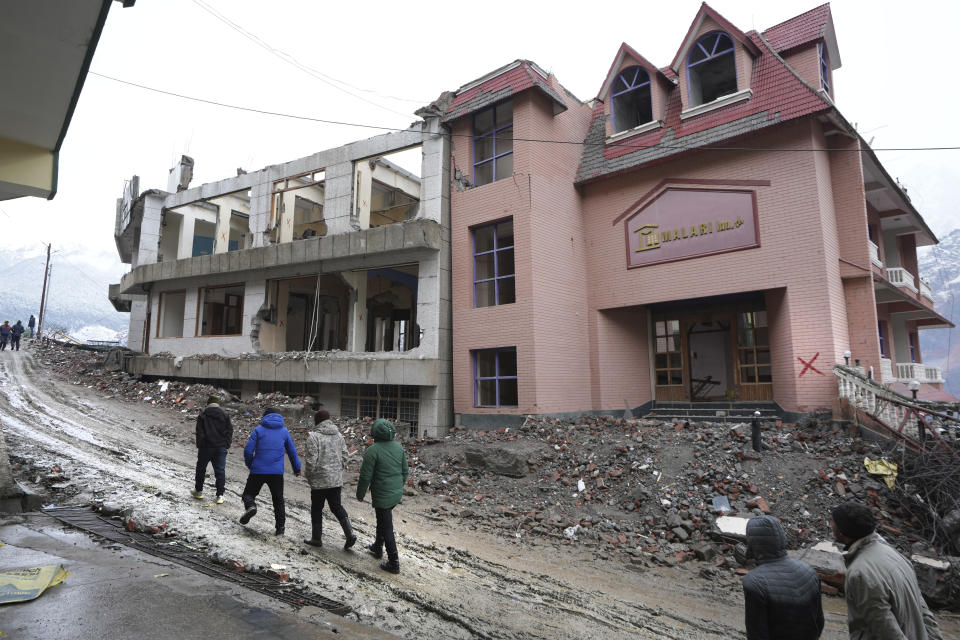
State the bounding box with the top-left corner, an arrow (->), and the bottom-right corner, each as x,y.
192,395 -> 233,503
356,418 -> 408,574
10,321 -> 24,351
742,515 -> 824,640
239,408 -> 301,535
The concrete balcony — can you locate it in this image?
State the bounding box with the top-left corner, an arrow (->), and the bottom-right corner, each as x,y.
895,362 -> 944,384
886,267 -> 917,293
869,240 -> 882,268
880,357 -> 895,382
108,283 -> 134,312
919,276 -> 933,301
117,218 -> 442,295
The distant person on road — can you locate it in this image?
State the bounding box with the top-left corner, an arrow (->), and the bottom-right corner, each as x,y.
239,407 -> 301,535
302,409 -> 357,550
742,515 -> 823,640
192,395 -> 233,504
0,321 -> 10,351
831,501 -> 943,640
10,320 -> 24,351
27,315 -> 35,338
356,418 -> 408,574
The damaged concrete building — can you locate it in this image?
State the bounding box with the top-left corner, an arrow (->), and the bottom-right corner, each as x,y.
111,120 -> 451,437
110,2 -> 952,435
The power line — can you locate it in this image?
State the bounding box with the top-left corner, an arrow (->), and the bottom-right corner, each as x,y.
191,0 -> 422,117
89,71 -> 960,154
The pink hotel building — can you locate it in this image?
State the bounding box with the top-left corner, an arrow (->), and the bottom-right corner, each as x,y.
441,3 -> 951,426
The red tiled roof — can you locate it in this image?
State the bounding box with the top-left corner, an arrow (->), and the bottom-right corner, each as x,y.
577,28 -> 832,183
442,61 -> 567,123
762,3 -> 832,53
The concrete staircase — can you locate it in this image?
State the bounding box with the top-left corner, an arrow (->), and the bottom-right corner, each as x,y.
642,401 -> 782,422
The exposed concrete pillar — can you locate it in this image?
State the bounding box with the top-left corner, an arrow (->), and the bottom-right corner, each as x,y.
213,203 -> 230,254
177,214 -> 195,260
278,191 -> 296,243
354,161 -> 372,230
248,171 -> 271,248
323,161 -> 355,235
136,193 -> 164,265
341,271 -> 367,352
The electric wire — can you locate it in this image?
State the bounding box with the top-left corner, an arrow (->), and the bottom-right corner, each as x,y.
88,71 -> 960,154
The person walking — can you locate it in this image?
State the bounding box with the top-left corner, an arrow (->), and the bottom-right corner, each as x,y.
831,501 -> 943,640
10,321 -> 24,351
742,515 -> 823,640
239,408 -> 301,535
0,321 -> 10,351
356,418 -> 408,574
302,409 -> 357,550
27,315 -> 35,338
192,395 -> 233,504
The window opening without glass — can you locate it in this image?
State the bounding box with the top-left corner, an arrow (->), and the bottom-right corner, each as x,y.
473,219 -> 515,307
687,32 -> 737,106
611,66 -> 653,133
199,284 -> 244,336
474,347 -> 518,407
341,384 -> 420,439
157,291 -> 186,338
473,100 -> 513,186
737,311 -> 771,383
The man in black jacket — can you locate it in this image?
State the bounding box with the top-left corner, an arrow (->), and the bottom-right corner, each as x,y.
193,395 -> 233,503
742,515 -> 824,640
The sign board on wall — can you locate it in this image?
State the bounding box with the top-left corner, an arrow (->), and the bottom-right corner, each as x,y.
625,188 -> 759,268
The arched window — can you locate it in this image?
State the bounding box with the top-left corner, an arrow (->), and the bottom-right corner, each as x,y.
611,66 -> 653,133
687,32 -> 737,106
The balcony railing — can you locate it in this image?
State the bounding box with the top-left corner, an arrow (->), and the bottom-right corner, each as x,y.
919,276 -> 933,300
880,357 -> 895,383
868,240 -> 882,267
886,267 -> 918,293
895,361 -> 944,384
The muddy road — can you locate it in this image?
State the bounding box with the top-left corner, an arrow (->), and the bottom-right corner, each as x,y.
0,348 -> 867,638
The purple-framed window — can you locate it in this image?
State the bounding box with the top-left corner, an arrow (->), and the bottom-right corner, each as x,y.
909,332 -> 917,362
473,219 -> 515,307
473,347 -> 518,407
611,66 -> 653,133
878,320 -> 887,358
473,100 -> 513,187
686,31 -> 737,106
818,42 -> 831,95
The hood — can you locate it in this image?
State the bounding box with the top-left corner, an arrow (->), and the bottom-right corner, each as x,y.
318,420 -> 339,435
260,413 -> 285,429
371,418 -> 396,442
746,515 -> 787,564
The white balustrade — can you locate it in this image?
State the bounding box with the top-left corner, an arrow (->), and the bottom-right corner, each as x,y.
886,267 -> 918,293
880,358 -> 895,383
869,240 -> 882,267
919,277 -> 933,300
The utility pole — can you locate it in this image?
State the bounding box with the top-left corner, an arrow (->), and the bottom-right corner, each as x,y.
37,243 -> 51,339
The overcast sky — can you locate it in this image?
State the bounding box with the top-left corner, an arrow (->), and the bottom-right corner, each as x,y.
2,0 -> 958,274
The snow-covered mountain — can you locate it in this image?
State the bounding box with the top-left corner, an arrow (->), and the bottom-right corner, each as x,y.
918,228 -> 960,397
0,245 -> 128,344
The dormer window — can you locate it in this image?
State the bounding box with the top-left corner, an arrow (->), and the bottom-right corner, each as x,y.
687,32 -> 737,106
818,42 -> 831,95
611,66 -> 653,133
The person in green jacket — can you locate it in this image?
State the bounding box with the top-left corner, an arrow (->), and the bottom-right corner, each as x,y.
356,418 -> 408,574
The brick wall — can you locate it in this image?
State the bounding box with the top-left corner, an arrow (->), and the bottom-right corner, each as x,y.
783,45 -> 821,91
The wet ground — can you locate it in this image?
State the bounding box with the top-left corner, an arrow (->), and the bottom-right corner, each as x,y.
2,347 -> 957,639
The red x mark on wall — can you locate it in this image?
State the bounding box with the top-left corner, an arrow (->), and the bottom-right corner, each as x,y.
797,352 -> 824,377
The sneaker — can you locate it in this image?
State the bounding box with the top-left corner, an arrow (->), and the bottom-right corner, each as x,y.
379,560 -> 400,574
366,543 -> 383,559
190,490 -> 203,499
239,506 -> 257,524
215,495 -> 224,505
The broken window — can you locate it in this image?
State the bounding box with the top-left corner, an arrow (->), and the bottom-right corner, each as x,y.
611,66 -> 653,133
473,100 -> 513,186
157,291 -> 185,338
270,170 -> 325,243
354,154 -> 420,230
654,319 -> 683,386
687,32 -> 737,106
818,42 -> 831,95
199,284 -> 244,336
192,220 -> 216,257
737,311 -> 771,383
260,275 -> 347,352
341,384 -> 420,438
473,219 -> 515,307
365,267 -> 419,352
473,347 -> 518,407
228,211 -> 248,251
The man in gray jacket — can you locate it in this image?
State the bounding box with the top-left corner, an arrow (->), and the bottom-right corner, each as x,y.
831,502 -> 943,640
302,410 -> 357,550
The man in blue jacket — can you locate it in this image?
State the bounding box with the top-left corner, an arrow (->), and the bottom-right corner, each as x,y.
240,408 -> 301,535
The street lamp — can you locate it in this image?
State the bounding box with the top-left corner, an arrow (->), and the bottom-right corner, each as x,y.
909,380 -> 920,401
843,350 -> 851,366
